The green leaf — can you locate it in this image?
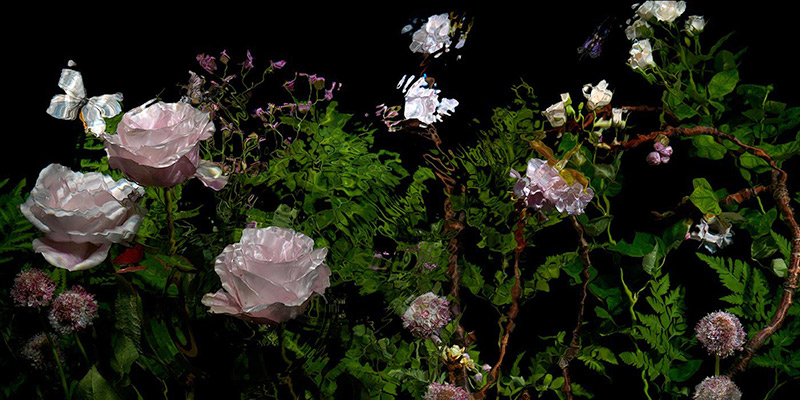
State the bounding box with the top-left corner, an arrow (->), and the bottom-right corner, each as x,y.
608,232 -> 658,257
772,259 -> 788,278
74,366 -> 122,400
708,69 -> 739,99
642,243 -> 660,275
751,235 -> 777,259
111,335 -> 139,375
689,178 -> 721,215
691,135 -> 727,160
668,359 -> 702,382
740,153 -> 772,173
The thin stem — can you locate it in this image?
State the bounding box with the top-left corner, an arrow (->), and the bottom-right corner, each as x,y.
164,187 -> 177,255
39,314 -> 69,399
75,332 -> 90,366
715,355 -> 720,376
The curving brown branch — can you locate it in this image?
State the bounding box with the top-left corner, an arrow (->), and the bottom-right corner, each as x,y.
559,215 -> 593,400
473,205 -> 526,400
616,125 -> 799,376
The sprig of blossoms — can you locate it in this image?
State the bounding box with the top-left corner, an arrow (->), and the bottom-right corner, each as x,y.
695,310 -> 747,358
635,1 -> 687,23
693,376 -> 742,400
11,268 -> 55,308
509,159 -> 594,215
401,292 -> 451,341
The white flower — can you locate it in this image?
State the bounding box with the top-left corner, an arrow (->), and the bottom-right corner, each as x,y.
685,15 -> 706,35
636,1 -> 686,23
687,217 -> 733,253
629,39 -> 656,70
653,1 -> 686,22
401,76 -> 458,125
582,80 -> 613,111
409,13 -> 452,56
611,108 -> 626,128
625,18 -> 652,40
543,93 -> 571,127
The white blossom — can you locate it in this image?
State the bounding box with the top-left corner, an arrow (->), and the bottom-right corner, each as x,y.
629,39 -> 656,70
542,93 -> 571,127
582,80 -> 614,110
409,14 -> 452,56
685,15 -> 706,35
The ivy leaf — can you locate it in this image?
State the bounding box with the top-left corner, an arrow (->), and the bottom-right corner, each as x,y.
608,232 -> 658,257
668,359 -> 702,382
739,152 -> 772,173
689,178 -> 721,215
691,135 -> 727,160
772,259 -> 788,278
708,69 -> 739,99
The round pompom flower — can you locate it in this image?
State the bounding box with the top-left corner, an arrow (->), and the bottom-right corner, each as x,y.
693,376 -> 742,400
21,333 -> 63,371
48,286 -> 99,334
201,227 -> 331,324
423,382 -> 469,400
695,311 -> 747,358
402,292 -> 451,340
20,164 -> 145,271
103,100 -> 227,190
10,268 -> 55,307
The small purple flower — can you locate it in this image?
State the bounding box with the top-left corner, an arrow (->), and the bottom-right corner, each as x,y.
283,78 -> 296,91
423,382 -> 469,400
48,286 -> 99,335
695,310 -> 747,358
239,50 -> 254,69
402,292 -> 451,340
482,363 -> 492,372
219,49 -> 230,65
196,54 -> 217,73
270,60 -> 286,70
646,151 -> 662,166
297,102 -> 311,113
324,82 -> 341,101
473,372 -> 483,382
11,269 -> 55,308
693,376 -> 742,400
21,333 -> 63,371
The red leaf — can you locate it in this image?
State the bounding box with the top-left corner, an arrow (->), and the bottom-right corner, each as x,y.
113,244 -> 144,265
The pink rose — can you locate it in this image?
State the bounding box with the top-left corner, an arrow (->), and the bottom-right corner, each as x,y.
20,164 -> 145,271
103,100 -> 227,190
202,227 -> 332,324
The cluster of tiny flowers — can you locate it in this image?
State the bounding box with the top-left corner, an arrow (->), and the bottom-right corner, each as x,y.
693,376 -> 742,400
695,311 -> 747,358
48,286 -> 99,335
10,268 -> 55,308
647,142 -> 673,165
423,382 -> 470,400
196,53 -> 217,73
20,333 -> 62,371
402,292 -> 451,340
510,159 -> 594,215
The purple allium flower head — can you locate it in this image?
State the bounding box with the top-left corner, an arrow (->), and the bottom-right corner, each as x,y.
271,60 -> 286,70
695,310 -> 747,358
693,376 -> 742,400
239,50 -> 254,69
48,286 -> 99,334
11,268 -> 55,307
402,292 -> 451,340
196,54 -> 217,73
423,382 -> 470,400
21,333 -> 62,371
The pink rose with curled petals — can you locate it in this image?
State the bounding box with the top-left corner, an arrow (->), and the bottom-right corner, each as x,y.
20,164 -> 145,271
201,227 -> 331,324
103,100 -> 227,190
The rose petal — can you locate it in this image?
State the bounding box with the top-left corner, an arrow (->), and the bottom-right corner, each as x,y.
194,160 -> 228,191
33,238 -> 111,271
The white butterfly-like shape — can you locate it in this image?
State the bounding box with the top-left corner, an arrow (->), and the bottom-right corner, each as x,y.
46,65 -> 123,136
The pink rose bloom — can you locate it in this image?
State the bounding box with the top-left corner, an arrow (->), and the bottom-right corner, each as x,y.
202,227 -> 332,324
20,164 -> 145,271
103,100 -> 227,190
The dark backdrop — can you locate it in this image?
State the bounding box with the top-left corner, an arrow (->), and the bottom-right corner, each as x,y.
3,2 -> 799,399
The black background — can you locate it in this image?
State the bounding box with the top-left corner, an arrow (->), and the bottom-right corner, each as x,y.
4,1 -> 800,399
